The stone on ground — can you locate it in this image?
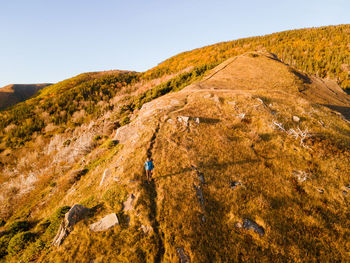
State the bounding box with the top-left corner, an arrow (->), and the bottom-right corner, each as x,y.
176,247 -> 190,263
123,194 -> 136,212
89,213 -> 119,232
243,218 -> 265,236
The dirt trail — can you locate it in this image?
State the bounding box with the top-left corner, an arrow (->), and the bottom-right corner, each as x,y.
145,124 -> 165,263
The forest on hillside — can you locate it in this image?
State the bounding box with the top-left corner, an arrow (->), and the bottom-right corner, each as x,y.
0,25 -> 349,150
144,25 -> 350,90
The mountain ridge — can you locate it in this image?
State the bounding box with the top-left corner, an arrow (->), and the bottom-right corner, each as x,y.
0,84 -> 52,110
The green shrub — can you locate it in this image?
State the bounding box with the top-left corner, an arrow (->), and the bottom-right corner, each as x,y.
7,231 -> 36,256
9,221 -> 30,234
120,116 -> 130,126
93,135 -> 102,141
36,219 -> 51,234
103,185 -> 127,212
0,218 -> 5,227
43,206 -> 70,241
0,235 -> 12,258
63,139 -> 71,147
21,238 -> 45,262
107,140 -> 119,149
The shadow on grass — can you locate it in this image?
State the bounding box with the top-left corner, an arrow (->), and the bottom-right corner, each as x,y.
156,159 -> 260,180
322,104 -> 350,121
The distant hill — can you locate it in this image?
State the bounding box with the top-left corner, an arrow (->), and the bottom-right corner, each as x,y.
144,24 -> 350,91
0,83 -> 52,110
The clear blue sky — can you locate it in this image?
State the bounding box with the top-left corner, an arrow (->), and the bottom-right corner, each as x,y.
0,0 -> 349,87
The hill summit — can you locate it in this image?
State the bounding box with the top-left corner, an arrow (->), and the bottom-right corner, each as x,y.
0,51 -> 349,262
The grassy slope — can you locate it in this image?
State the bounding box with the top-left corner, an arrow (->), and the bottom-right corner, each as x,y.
144,24 -> 350,90
0,25 -> 349,262
6,52 -> 347,263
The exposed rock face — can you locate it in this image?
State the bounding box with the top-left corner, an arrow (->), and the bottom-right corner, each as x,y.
177,116 -> 201,126
52,204 -> 90,246
89,213 -> 119,232
243,218 -> 265,236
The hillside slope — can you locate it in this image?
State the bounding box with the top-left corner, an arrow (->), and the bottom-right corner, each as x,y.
1,52 -> 349,262
144,24 -> 350,90
0,84 -> 51,110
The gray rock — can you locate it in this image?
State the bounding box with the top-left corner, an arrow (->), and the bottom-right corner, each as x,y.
235,222 -> 243,229
243,218 -> 265,236
198,173 -> 205,183
317,189 -> 324,194
123,194 -> 135,212
292,116 -> 300,123
141,224 -> 153,234
89,213 -> 119,232
52,204 -> 90,246
292,170 -> 309,182
212,95 -> 221,103
99,168 -> 111,186
230,181 -> 243,189
192,166 -> 205,183
177,116 -> 190,126
176,247 -> 190,263
193,184 -> 205,207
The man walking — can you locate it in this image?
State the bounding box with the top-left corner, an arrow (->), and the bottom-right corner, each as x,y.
145,157 -> 154,183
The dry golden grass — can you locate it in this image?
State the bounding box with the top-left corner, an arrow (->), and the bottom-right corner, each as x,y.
1,53 -> 349,262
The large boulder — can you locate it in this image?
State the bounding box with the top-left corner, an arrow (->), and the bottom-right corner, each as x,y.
89,213 -> 119,232
52,204 -> 90,246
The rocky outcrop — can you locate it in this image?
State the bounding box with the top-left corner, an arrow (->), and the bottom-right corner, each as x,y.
89,213 -> 119,232
52,204 -> 90,246
177,116 -> 201,126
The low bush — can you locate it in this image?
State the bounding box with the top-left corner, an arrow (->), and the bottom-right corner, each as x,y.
9,220 -> 31,234
103,185 -> 127,212
120,116 -> 130,126
0,235 -> 12,258
7,231 -> 36,256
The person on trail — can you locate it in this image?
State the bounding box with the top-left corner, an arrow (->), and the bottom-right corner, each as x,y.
145,157 -> 154,183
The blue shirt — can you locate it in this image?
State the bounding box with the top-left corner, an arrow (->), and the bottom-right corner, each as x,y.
145,160 -> 154,170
